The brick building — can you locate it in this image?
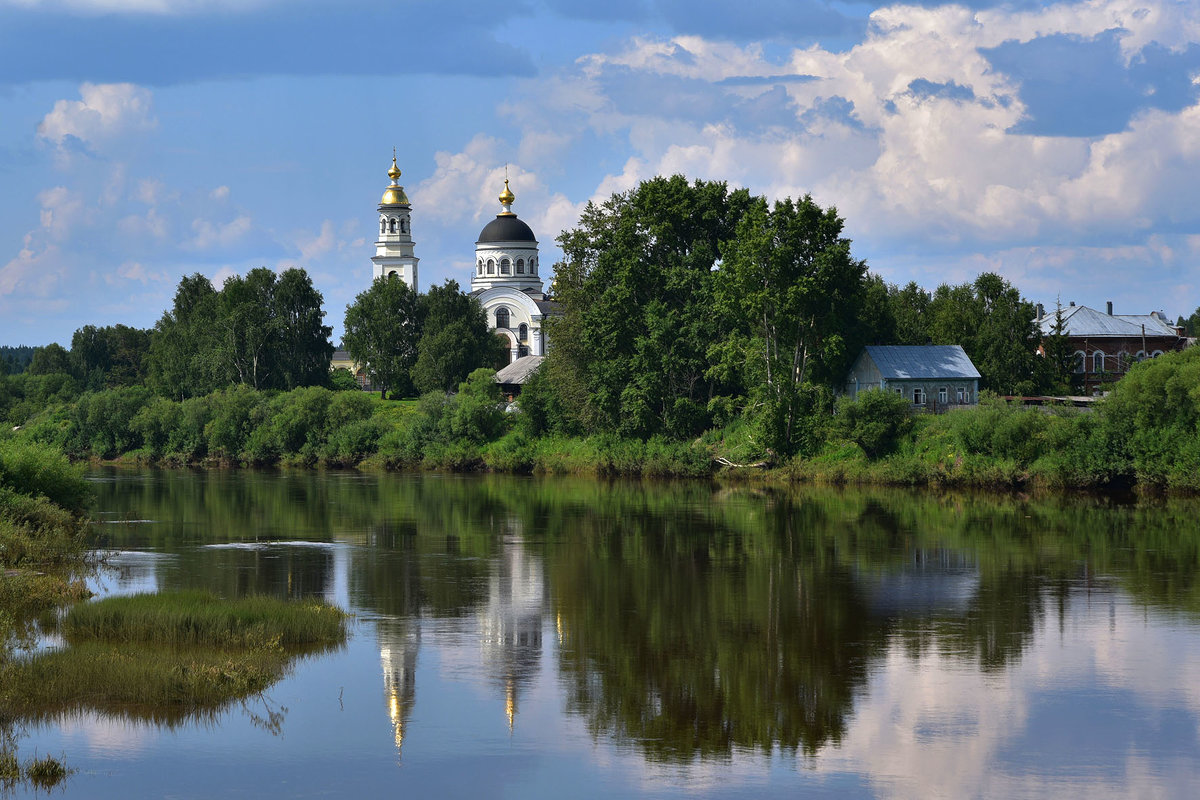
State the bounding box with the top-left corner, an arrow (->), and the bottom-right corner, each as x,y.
1036,302 -> 1187,394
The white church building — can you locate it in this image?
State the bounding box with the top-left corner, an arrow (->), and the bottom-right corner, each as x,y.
371,155 -> 556,364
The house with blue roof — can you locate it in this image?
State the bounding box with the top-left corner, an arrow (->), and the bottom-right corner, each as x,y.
844,345 -> 981,410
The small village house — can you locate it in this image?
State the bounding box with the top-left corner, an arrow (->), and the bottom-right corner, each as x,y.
844,345 -> 981,410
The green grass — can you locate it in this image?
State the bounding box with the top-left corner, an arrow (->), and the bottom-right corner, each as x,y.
62,590 -> 348,647
1,591 -> 349,727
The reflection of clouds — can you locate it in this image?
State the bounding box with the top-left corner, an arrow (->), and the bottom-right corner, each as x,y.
814,589 -> 1200,799
89,550 -> 170,597
56,712 -> 158,758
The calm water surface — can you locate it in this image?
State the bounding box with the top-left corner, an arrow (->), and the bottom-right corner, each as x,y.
9,468 -> 1200,798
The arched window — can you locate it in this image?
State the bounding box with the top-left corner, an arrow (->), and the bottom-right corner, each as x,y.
477,259 -> 484,275
400,218 -> 407,234
516,258 -> 525,274
1073,351 -> 1086,373
487,259 -> 495,275
1093,351 -> 1104,373
387,271 -> 398,281
501,258 -> 511,275
518,323 -> 528,342
531,257 -> 537,275
1152,349 -> 1165,358
380,219 -> 386,234
389,218 -> 397,233
495,307 -> 510,329
1136,350 -> 1146,361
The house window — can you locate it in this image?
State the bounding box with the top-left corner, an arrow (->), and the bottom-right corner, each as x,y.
495,307 -> 510,329
518,323 -> 528,342
957,387 -> 967,404
1093,351 -> 1104,373
913,387 -> 926,406
893,387 -> 903,396
938,387 -> 948,405
1152,350 -> 1164,358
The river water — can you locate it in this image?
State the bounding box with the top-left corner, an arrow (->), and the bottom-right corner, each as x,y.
8,468 -> 1200,798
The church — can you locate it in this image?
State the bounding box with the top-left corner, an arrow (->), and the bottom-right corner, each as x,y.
371,155 -> 557,365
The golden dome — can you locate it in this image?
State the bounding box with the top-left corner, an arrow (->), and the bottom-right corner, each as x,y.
498,178 -> 515,206
381,186 -> 410,205
388,155 -> 401,181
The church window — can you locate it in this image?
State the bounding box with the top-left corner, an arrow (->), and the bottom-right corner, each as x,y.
501,258 -> 511,275
516,258 -> 525,274
389,218 -> 397,233
1152,350 -> 1164,358
380,219 -> 386,234
495,307 -> 510,329
477,259 -> 483,275
1073,351 -> 1086,373
531,257 -> 537,274
387,271 -> 398,280
518,323 -> 528,342
487,259 -> 495,275
1093,351 -> 1104,373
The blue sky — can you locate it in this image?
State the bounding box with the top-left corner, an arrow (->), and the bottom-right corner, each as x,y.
3,0 -> 1200,346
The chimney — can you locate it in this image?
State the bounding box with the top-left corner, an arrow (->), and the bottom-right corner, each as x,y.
1107,301 -> 1113,315
1036,303 -> 1045,319
1069,301 -> 1075,307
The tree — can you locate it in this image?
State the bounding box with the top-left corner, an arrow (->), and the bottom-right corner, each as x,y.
147,268 -> 333,398
713,194 -> 870,456
26,343 -> 73,376
71,324 -> 152,390
343,276 -> 421,398
1040,298 -> 1077,394
411,280 -> 503,394
548,175 -> 752,437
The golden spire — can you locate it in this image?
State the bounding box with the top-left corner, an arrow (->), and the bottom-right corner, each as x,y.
381,150 -> 409,205
498,177 -> 515,208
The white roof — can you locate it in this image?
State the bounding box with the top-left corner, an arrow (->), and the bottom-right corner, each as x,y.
863,346 -> 981,380
494,355 -> 544,385
1036,305 -> 1177,337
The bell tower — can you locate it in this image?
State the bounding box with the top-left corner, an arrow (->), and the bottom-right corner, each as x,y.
371,153 -> 419,291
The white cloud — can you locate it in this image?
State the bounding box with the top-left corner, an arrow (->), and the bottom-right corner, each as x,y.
37,82 -> 156,149
188,214 -> 252,250
210,185 -> 231,201
0,234 -> 63,297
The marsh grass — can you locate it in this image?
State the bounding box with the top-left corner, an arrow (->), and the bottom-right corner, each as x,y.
1,591 -> 348,727
62,590 -> 348,647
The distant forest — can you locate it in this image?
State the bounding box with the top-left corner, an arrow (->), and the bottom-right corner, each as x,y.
0,346 -> 35,375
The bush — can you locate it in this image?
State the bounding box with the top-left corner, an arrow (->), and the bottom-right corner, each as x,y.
830,390 -> 913,458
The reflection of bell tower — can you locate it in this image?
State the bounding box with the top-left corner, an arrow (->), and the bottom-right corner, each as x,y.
478,522 -> 545,732
378,618 -> 420,759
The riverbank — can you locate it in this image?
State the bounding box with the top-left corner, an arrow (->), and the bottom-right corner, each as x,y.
5,345 -> 1200,493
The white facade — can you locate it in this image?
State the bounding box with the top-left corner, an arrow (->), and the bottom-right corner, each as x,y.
370,156 -> 419,291
470,180 -> 552,364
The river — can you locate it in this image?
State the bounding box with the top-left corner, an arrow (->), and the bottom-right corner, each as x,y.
7,468 -> 1200,798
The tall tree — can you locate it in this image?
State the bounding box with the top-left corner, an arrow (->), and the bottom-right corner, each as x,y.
411,279 -> 503,394
1040,298 -> 1077,394
343,276 -> 421,398
71,324 -> 152,390
549,175 -> 752,437
26,343 -> 73,376
148,273 -> 221,399
714,194 -> 870,455
273,268 -> 335,389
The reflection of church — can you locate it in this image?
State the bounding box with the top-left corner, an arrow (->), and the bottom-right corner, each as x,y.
478,525 -> 545,731
371,157 -> 557,365
377,618 -> 420,759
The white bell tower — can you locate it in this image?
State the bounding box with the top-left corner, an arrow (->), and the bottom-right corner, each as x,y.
371,153 -> 419,291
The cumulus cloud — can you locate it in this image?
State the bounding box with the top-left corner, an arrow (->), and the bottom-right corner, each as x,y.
37,82 -> 156,149
188,214 -> 252,250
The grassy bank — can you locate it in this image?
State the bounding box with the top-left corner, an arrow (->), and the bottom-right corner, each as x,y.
7,346 -> 1200,492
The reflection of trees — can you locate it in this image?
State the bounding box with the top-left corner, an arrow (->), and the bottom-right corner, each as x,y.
166,544 -> 334,600
552,501 -> 891,761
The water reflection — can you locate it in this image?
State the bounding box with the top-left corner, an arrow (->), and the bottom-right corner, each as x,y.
69,469 -> 1200,798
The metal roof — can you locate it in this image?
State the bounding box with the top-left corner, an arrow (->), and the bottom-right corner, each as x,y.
1036,305 -> 1178,337
863,345 -> 981,380
494,355 -> 545,385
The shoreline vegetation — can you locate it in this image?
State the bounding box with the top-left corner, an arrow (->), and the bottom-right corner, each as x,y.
0,439 -> 349,792
3,340 -> 1200,494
